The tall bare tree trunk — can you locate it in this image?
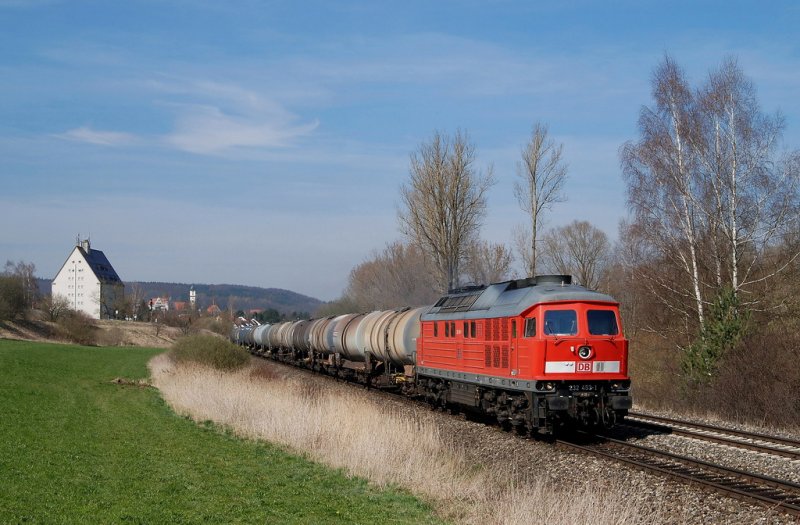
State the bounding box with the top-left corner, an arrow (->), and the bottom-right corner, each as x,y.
514,122 -> 567,277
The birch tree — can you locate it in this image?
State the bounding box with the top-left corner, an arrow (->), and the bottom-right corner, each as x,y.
621,56 -> 706,328
399,130 -> 494,293
514,123 -> 567,277
695,58 -> 799,299
621,54 -> 800,344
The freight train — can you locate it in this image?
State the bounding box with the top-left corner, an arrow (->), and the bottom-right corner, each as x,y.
232,275 -> 632,434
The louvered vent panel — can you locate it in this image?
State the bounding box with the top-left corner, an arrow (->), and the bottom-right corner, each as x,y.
484,345 -> 492,367
501,346 -> 509,369
492,319 -> 500,341
492,345 -> 500,367
501,320 -> 509,341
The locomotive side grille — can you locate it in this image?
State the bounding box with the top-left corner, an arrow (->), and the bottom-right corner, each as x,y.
492,345 -> 500,367
501,345 -> 509,369
492,319 -> 500,341
484,345 -> 492,367
501,320 -> 509,341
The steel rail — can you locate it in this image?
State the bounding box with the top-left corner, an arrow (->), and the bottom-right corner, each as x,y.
627,411 -> 800,452
558,433 -> 800,518
624,415 -> 800,460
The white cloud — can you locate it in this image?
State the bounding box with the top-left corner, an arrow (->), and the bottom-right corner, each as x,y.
164,103 -> 318,154
55,126 -> 137,146
147,76 -> 319,155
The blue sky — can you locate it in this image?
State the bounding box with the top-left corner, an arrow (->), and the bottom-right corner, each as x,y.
1,1 -> 799,300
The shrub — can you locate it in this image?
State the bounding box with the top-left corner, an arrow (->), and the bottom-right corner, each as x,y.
0,275 -> 25,321
169,335 -> 250,371
692,321 -> 800,428
40,294 -> 71,322
194,316 -> 230,336
161,311 -> 194,335
98,326 -> 126,347
57,310 -> 98,345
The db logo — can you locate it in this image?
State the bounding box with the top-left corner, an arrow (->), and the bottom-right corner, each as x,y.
576,362 -> 592,373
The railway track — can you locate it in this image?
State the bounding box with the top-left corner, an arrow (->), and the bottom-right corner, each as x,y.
558,432 -> 800,518
624,411 -> 800,460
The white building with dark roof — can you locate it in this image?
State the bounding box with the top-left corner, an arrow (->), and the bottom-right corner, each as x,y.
52,238 -> 125,319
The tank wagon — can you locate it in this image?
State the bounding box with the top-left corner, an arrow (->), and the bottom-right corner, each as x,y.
234,275 -> 631,434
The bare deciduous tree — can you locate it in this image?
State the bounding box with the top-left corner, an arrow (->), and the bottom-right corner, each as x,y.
541,221 -> 610,290
4,260 -> 38,309
514,123 -> 568,277
463,240 -> 513,286
399,130 -> 494,292
344,241 -> 440,310
41,294 -> 70,322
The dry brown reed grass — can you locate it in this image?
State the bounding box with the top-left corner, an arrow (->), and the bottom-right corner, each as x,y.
149,354 -> 654,525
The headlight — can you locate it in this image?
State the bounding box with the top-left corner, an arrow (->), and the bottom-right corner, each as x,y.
578,346 -> 593,360
536,381 -> 556,392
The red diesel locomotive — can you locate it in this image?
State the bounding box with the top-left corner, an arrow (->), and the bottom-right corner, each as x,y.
234,274 -> 631,435
415,275 -> 631,433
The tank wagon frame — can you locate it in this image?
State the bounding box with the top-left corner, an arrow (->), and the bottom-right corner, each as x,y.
233,275 -> 632,435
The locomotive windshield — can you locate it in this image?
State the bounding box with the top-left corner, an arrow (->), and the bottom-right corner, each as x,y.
588,310 -> 619,335
543,310 -> 577,335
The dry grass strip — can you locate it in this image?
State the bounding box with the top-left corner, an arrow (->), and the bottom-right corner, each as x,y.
150,354 -> 654,524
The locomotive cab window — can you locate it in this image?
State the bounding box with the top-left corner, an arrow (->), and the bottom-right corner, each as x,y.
445,322 -> 449,337
524,318 -> 536,337
511,319 -> 517,338
544,310 -> 578,336
588,310 -> 619,335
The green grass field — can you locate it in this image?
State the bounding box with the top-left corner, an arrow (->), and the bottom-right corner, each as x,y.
0,340 -> 442,524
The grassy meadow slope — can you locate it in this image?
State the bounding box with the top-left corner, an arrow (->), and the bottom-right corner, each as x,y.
0,340 -> 440,524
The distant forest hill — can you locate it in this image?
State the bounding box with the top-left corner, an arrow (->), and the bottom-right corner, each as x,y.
35,278 -> 324,318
